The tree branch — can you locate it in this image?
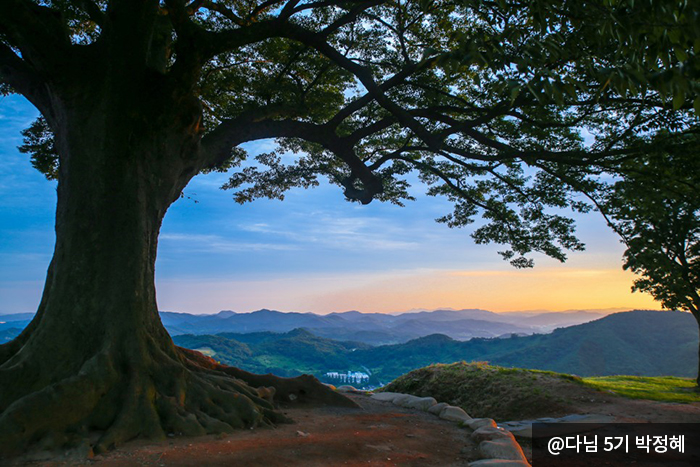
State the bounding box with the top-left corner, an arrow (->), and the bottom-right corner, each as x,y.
201,0 -> 245,26
281,23 -> 443,150
78,0 -> 107,27
0,41 -> 50,109
319,0 -> 386,38
199,19 -> 283,61
200,110 -> 383,203
247,0 -> 288,21
0,0 -> 72,76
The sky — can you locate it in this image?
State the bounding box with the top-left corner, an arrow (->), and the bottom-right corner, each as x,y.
0,94 -> 661,315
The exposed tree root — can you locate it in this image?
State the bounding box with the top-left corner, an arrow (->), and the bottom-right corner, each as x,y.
179,347 -> 359,408
0,334 -> 356,459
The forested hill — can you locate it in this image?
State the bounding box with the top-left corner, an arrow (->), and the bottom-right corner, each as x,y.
353,310 -> 697,381
170,311 -> 699,384
173,328 -> 371,378
2,310 -> 695,383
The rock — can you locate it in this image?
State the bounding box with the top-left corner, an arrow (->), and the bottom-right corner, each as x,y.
471,426 -> 514,443
337,385 -> 360,393
505,425 -> 532,439
403,396 -> 437,411
479,438 -> 528,462
560,414 -> 615,424
467,418 -> 498,430
323,383 -> 337,390
370,392 -> 402,402
439,405 -> 472,423
428,402 -> 449,415
392,394 -> 419,407
296,430 -> 310,437
468,459 -> 531,466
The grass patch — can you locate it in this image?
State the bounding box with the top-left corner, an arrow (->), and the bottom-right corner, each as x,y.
582,376 -> 700,403
381,362 -> 590,421
381,363 -> 700,421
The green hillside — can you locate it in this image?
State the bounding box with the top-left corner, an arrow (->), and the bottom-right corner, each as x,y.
382,362 -> 700,422
172,310 -> 697,385
582,376 -> 700,403
173,334 -> 253,367
173,328 -> 371,378
354,310 -> 697,382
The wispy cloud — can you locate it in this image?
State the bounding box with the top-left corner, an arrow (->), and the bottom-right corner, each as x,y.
159,233 -> 297,252
238,212 -> 421,251
448,268 -> 615,278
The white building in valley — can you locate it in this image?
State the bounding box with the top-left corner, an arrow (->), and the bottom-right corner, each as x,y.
324,371 -> 370,384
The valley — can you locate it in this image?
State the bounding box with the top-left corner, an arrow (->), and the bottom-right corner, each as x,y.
1,309 -> 695,389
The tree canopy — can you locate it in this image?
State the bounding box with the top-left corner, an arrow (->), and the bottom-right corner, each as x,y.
5,0 -> 697,266
604,136 -> 699,316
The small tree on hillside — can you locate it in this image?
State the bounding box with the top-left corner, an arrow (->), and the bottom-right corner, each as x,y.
602,136 -> 700,384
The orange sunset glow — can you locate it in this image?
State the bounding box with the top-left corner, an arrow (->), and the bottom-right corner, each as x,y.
156,264 -> 661,315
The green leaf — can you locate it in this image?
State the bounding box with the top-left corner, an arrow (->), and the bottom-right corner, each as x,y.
510,85 -> 522,103
672,90 -> 685,110
673,46 -> 688,62
563,83 -> 578,98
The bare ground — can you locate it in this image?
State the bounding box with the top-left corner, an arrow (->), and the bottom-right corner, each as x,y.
537,380 -> 700,423
10,389 -> 700,466
14,394 -> 479,466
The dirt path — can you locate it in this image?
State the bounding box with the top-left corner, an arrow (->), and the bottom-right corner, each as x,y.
565,391 -> 700,424
25,394 -> 478,466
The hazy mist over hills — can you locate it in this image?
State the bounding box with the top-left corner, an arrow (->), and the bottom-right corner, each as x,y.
0,307 -> 620,345
158,307 -> 621,344
157,308 -> 542,344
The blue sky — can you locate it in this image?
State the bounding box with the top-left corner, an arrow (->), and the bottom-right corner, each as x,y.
0,95 -> 660,314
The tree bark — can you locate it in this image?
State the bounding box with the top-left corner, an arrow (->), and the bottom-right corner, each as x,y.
692,308 -> 700,387
0,95 -> 353,458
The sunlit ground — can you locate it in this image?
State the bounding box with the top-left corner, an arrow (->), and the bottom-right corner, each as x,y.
582,376 -> 700,403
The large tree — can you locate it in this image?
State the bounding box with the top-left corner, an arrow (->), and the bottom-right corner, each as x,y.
0,0 -> 695,457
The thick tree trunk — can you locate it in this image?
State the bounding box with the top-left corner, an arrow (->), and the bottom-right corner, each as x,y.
693,309 -> 700,387
0,99 -> 353,458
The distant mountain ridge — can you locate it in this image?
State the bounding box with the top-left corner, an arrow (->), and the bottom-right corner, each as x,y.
156,307 -> 612,344
1,306 -> 618,345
